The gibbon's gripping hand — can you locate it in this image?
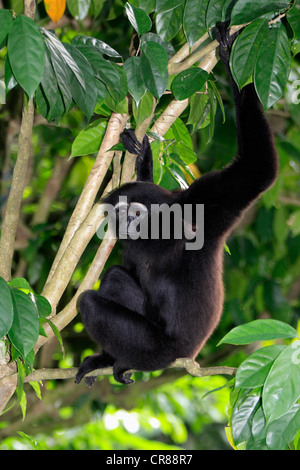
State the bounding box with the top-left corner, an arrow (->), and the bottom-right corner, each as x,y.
121,129 -> 153,182
215,21 -> 241,66
121,129 -> 146,156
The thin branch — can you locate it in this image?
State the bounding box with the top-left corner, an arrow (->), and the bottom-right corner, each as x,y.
6,358 -> 236,384
43,112 -> 128,289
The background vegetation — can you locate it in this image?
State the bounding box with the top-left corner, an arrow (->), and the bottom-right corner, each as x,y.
0,0 -> 300,451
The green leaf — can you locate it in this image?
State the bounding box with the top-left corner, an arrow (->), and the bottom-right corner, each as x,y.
0,276 -> 14,338
39,46 -> 65,121
44,39 -> 73,109
43,29 -> 85,90
7,15 -> 45,99
125,2 -> 152,35
155,4 -> 184,41
254,25 -> 291,109
67,0 -> 91,20
168,164 -> 189,189
8,277 -> 33,292
71,118 -> 107,157
16,358 -> 27,420
8,289 -> 39,358
230,19 -> 269,89
263,341 -> 300,423
287,3 -> 300,39
231,393 -> 261,445
140,53 -> 168,99
172,68 -> 209,100
206,0 -> 226,30
74,45 -> 123,102
33,294 -> 52,318
63,43 -> 98,119
187,91 -> 210,132
231,0 -> 290,25
0,9 -> 13,44
4,55 -> 18,92
218,319 -> 299,346
72,35 -> 121,58
266,405 -> 300,450
132,90 -> 154,127
236,345 -> 286,388
183,0 -> 209,46
156,0 -> 184,13
140,32 -> 175,58
151,141 -> 164,184
124,57 -> 147,105
141,41 -> 169,76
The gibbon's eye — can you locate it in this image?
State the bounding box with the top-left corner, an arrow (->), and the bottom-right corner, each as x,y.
115,201 -> 128,215
136,211 -> 141,217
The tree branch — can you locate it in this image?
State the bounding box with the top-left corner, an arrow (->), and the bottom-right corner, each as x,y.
3,358 -> 236,384
0,100 -> 35,281
43,112 -> 128,289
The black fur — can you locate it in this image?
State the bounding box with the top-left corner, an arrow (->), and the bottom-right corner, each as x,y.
75,24 -> 278,385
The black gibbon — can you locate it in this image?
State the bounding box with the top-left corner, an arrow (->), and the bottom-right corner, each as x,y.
75,24 -> 278,385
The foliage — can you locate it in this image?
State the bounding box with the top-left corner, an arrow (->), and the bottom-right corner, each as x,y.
220,320 -> 300,449
0,0 -> 300,451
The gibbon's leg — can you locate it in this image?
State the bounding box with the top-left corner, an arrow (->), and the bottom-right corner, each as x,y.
78,290 -> 173,384
121,129 -> 153,182
75,266 -> 146,385
75,351 -> 115,387
95,265 -> 145,315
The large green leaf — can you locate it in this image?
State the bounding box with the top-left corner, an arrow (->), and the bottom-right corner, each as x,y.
8,289 -> 39,358
262,341 -> 300,423
230,19 -> 269,89
45,39 -> 73,109
0,9 -> 13,44
171,68 -> 209,100
124,57 -> 147,105
43,29 -> 85,90
38,46 -> 65,121
140,54 -> 168,99
0,277 -> 14,338
254,26 -> 291,109
235,344 -> 285,388
141,41 -> 169,76
64,43 -> 98,120
231,0 -> 290,25
218,319 -> 299,346
156,5 -> 184,41
71,118 -> 107,157
125,2 -> 152,35
183,0 -> 209,46
7,15 -> 45,99
231,393 -> 261,445
266,405 -> 300,450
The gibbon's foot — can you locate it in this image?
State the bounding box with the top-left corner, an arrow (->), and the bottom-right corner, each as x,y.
113,367 -> 134,385
214,21 -> 241,65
